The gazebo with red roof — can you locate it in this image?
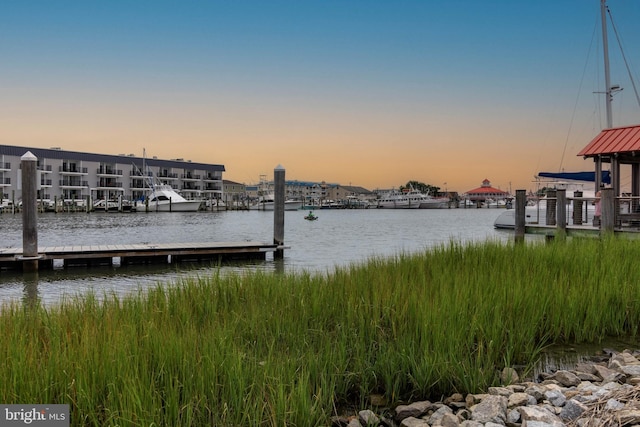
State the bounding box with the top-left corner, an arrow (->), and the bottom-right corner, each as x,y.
464,179 -> 509,203
577,124 -> 640,198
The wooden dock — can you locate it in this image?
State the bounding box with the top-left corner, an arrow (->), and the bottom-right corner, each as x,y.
524,224 -> 640,239
0,242 -> 280,271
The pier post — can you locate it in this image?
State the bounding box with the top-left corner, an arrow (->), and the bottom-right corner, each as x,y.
556,189 -> 567,239
273,165 -> 285,259
601,187 -> 615,234
573,190 -> 583,225
545,189 -> 557,226
20,152 -> 40,272
514,190 -> 526,243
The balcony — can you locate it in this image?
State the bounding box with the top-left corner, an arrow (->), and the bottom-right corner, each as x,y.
158,172 -> 178,179
96,179 -> 123,189
59,166 -> 88,175
130,181 -> 148,189
59,179 -> 88,188
0,177 -> 10,187
130,171 -> 152,178
182,184 -> 200,191
97,167 -> 123,177
0,162 -> 11,171
181,173 -> 201,180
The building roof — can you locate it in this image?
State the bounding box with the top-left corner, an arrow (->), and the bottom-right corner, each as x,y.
465,186 -> 508,195
577,124 -> 640,157
0,144 -> 225,172
464,179 -> 509,196
339,185 -> 373,195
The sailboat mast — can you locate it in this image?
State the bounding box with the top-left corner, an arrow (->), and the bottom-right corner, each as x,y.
601,0 -> 613,128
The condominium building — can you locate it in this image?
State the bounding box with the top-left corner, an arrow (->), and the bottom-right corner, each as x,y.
0,145 -> 225,203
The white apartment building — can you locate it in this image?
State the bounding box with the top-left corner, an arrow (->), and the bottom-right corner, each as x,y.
0,145 -> 225,203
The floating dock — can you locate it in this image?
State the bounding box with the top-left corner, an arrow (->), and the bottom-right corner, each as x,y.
0,242 -> 280,271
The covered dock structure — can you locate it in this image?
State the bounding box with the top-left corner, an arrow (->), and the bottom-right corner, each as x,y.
578,124 -> 640,220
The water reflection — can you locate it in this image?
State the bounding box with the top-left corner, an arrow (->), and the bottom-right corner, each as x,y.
22,272 -> 39,308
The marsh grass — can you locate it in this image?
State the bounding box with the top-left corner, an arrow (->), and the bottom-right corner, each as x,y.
2,237 -> 640,426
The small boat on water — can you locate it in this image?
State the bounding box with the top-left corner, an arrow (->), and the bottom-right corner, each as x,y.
304,211 -> 318,221
146,184 -> 202,212
250,175 -> 303,211
250,192 -> 303,211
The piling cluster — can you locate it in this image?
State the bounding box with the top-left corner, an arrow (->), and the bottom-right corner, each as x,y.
333,348 -> 640,427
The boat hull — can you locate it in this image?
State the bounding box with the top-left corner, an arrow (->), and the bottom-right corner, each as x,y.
419,199 -> 449,209
250,201 -> 303,211
147,200 -> 202,212
377,202 -> 420,209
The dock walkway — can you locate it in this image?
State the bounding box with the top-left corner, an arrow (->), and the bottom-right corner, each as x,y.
0,242 -> 279,271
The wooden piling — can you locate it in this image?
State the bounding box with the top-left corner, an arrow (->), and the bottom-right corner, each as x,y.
601,187 -> 615,234
556,189 -> 567,239
545,189 -> 557,226
514,190 -> 526,243
20,151 -> 40,272
572,190 -> 583,225
273,165 -> 285,259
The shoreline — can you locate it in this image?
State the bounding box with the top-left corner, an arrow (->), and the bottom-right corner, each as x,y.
335,347 -> 640,426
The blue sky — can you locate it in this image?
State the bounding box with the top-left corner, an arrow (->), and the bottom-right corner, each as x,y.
2,1 -> 640,192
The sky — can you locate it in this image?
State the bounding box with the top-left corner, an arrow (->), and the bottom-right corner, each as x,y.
3,1 -> 640,194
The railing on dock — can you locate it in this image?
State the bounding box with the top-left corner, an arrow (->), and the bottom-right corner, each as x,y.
515,188 -> 640,240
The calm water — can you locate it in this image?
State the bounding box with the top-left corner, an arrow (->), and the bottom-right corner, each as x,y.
1,208 -> 510,306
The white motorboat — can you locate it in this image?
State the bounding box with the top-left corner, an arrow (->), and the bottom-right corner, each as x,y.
419,195 -> 450,209
250,192 -> 303,211
146,185 -> 202,212
377,189 -> 422,209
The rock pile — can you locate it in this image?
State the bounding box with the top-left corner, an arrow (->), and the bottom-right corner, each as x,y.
331,348 -> 640,427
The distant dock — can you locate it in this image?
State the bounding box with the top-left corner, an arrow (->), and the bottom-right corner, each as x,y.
6,155 -> 290,272
0,242 -> 280,271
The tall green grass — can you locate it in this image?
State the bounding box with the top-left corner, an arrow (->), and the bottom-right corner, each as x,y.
2,237 -> 640,426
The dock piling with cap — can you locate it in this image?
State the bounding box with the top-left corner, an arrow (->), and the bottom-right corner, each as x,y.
273,165 -> 285,259
20,151 -> 41,272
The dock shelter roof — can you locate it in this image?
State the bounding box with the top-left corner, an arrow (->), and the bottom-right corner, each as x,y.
577,125 -> 640,157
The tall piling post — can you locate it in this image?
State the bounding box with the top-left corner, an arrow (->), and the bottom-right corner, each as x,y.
20,151 -> 40,272
514,190 -> 526,243
601,187 -> 615,234
273,165 -> 285,259
556,189 -> 567,239
545,189 -> 557,226
573,190 -> 583,225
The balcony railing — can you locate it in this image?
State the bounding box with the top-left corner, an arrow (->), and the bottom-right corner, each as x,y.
181,174 -> 201,180
60,166 -> 88,174
97,181 -> 123,188
97,168 -> 123,176
59,180 -> 88,187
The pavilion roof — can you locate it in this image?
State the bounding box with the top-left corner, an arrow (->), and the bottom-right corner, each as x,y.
577,125 -> 640,157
